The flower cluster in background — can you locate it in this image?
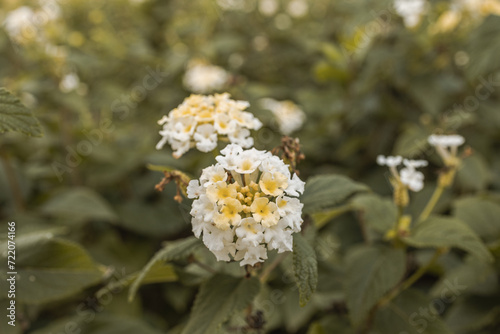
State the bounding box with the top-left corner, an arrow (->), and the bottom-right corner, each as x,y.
260,98 -> 306,135
428,134 -> 465,166
377,134 -> 466,194
183,60 -> 230,94
3,0 -> 61,45
377,155 -> 428,192
187,144 -> 305,266
393,0 -> 427,28
156,93 -> 262,158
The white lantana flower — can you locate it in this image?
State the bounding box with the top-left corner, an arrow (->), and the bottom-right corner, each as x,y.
394,0 -> 427,28
377,155 -> 428,192
428,134 -> 465,165
400,159 -> 428,192
156,93 -> 262,158
188,144 -> 305,266
260,98 -> 306,135
183,61 -> 230,94
59,73 -> 80,93
3,7 -> 37,43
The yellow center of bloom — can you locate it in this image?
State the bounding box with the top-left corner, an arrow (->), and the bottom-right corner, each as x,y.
259,172 -> 288,197
213,198 -> 243,230
242,220 -> 257,234
277,197 -> 287,209
250,197 -> 279,227
207,181 -> 238,203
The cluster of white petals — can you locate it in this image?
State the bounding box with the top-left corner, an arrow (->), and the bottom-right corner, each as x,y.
156,93 -> 263,158
183,62 -> 230,94
377,155 -> 428,192
260,98 -> 306,135
394,0 -> 427,28
428,134 -> 465,164
3,2 -> 60,44
428,134 -> 465,148
59,72 -> 80,93
187,144 -> 305,266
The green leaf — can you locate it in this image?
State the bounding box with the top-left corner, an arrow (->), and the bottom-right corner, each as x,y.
430,256 -> 498,297
128,236 -> 201,301
350,194 -> 397,234
403,216 -> 494,263
373,289 -> 453,334
0,88 -> 42,136
0,238 -> 103,304
345,245 -> 406,325
394,124 -> 430,156
453,196 -> 500,241
456,155 -> 491,191
307,315 -> 354,334
311,205 -> 352,229
302,175 -> 368,214
445,296 -> 500,334
293,233 -> 318,307
40,187 -> 118,222
85,315 -> 165,334
181,274 -> 260,334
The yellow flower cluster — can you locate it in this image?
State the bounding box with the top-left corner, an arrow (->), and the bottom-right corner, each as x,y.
156,93 -> 262,158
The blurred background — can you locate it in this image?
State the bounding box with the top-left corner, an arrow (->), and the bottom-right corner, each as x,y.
0,0 -> 499,333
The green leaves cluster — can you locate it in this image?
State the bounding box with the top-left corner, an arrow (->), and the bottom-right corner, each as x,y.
0,88 -> 42,137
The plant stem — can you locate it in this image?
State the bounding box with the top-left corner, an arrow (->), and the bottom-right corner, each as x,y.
259,253 -> 288,283
378,248 -> 444,307
418,185 -> 444,222
193,260 -> 217,274
394,204 -> 404,230
0,151 -> 25,211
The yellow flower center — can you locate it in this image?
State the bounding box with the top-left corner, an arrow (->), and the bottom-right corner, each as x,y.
259,172 -> 288,197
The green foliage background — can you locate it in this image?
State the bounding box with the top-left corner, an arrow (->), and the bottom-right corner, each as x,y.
1,0 -> 500,333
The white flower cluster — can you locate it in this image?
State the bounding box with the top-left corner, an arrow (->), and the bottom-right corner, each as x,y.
156,93 -> 263,158
260,98 -> 306,135
258,0 -> 309,18
428,134 -> 465,165
3,1 -> 60,44
377,155 -> 428,192
59,72 -> 80,93
394,0 -> 427,28
183,62 -> 230,94
187,144 -> 305,266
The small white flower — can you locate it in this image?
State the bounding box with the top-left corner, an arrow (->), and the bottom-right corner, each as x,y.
259,0 -> 279,16
428,134 -> 465,148
59,73 -> 80,93
394,0 -> 427,28
428,134 -> 465,164
235,217 -> 264,247
183,62 -> 229,94
194,124 -> 218,152
264,220 -> 293,253
188,144 -> 304,266
400,159 -> 428,192
187,180 -> 203,199
3,7 -> 36,42
261,98 -> 306,135
376,155 -> 403,167
377,156 -> 427,192
287,0 -> 309,18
